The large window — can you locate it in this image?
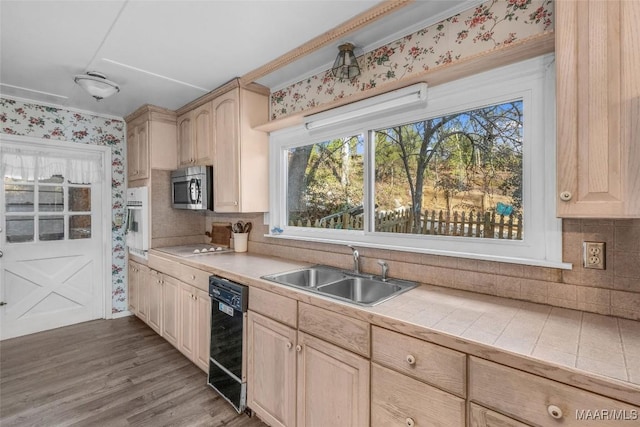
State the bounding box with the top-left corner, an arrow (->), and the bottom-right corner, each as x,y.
269,55 -> 565,267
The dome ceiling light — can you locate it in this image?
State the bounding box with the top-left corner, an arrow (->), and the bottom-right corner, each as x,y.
74,71 -> 120,100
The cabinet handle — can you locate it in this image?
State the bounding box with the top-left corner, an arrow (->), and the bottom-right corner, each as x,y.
190,275 -> 196,280
559,191 -> 572,201
286,342 -> 292,349
233,201 -> 238,206
406,354 -> 416,365
547,405 -> 563,419
405,417 -> 415,427
295,345 -> 302,352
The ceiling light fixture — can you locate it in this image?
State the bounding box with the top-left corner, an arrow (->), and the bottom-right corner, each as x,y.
331,43 -> 361,81
74,71 -> 120,100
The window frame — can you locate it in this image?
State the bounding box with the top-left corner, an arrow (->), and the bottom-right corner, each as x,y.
269,54 -> 568,268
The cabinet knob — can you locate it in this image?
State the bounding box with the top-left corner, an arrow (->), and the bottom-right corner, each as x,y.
295,345 -> 302,352
559,191 -> 572,201
405,417 -> 415,427
406,354 -> 416,365
190,275 -> 196,280
286,342 -> 292,349
547,405 -> 563,419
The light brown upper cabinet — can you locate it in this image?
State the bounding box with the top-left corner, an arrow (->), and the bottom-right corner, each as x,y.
177,101 -> 214,167
127,121 -> 149,181
212,83 -> 269,213
125,105 -> 177,183
556,0 -> 640,217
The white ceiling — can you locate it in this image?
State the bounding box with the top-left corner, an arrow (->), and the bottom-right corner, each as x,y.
1,0 -> 475,119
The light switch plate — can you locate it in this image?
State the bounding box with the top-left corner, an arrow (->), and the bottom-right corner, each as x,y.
583,242 -> 605,270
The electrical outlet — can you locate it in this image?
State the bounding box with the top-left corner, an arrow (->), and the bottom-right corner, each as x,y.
583,242 -> 605,270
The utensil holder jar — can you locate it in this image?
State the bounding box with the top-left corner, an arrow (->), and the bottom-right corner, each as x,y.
233,233 -> 248,252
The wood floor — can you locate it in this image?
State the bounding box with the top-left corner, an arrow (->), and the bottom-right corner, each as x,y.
0,316 -> 267,427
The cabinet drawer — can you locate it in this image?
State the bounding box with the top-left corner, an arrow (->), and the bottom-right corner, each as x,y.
372,326 -> 466,397
148,254 -> 181,278
179,264 -> 210,292
469,357 -> 639,427
371,363 -> 465,427
298,302 -> 369,357
249,287 -> 297,328
469,403 -> 531,427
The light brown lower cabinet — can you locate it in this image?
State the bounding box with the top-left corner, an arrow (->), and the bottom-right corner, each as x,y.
247,311 -> 297,427
296,331 -> 370,427
194,288 -> 211,372
469,356 -> 639,427
179,281 -> 197,361
469,403 -> 531,427
161,275 -> 180,347
371,363 -> 465,427
137,264 -> 150,322
247,310 -> 370,427
128,259 -> 211,374
147,270 -> 163,335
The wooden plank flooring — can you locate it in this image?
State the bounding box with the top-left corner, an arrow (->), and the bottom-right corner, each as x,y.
0,316 -> 267,427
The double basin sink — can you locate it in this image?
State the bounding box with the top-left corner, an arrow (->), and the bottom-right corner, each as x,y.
261,265 -> 417,306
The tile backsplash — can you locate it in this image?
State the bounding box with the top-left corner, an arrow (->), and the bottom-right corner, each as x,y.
206,213 -> 640,321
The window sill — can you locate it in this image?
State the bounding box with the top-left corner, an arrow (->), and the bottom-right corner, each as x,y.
264,233 -> 573,270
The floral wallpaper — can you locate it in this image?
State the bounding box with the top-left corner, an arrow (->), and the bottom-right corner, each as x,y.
271,0 -> 554,120
0,97 -> 128,313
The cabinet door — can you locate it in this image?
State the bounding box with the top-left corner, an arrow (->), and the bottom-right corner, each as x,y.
247,311 -> 297,427
147,271 -> 163,334
137,264 -> 150,322
177,113 -> 194,167
193,102 -> 214,165
179,282 -> 196,360
194,288 -> 211,372
556,0 -> 640,217
136,122 -> 149,180
126,128 -> 138,181
127,261 -> 138,313
213,90 -> 240,212
162,275 -> 180,348
297,331 -> 369,427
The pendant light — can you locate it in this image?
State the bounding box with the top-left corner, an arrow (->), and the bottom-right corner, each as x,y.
331,43 -> 361,80
74,71 -> 120,100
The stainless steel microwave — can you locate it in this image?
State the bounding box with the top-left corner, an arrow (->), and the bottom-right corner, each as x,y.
171,166 -> 213,210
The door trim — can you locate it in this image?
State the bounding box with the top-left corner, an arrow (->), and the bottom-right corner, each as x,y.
0,134 -> 113,319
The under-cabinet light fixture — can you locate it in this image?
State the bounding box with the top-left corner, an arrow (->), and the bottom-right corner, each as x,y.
304,82 -> 428,131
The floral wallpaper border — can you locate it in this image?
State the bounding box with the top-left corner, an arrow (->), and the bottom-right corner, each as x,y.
0,97 -> 127,313
271,0 -> 553,120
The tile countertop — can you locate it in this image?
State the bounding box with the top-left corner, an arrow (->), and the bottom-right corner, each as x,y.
149,249 -> 640,407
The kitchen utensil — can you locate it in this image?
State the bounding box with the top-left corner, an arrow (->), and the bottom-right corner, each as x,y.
243,222 -> 252,233
233,221 -> 245,233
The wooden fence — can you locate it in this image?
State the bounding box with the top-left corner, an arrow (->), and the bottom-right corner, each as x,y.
289,207 -> 522,240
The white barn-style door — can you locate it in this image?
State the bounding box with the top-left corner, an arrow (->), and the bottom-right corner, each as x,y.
0,139 -> 108,340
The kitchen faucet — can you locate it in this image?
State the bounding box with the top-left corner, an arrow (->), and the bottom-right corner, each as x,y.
347,245 -> 360,274
377,260 -> 389,282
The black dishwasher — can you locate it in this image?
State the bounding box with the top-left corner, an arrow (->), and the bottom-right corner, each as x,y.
207,275 -> 248,413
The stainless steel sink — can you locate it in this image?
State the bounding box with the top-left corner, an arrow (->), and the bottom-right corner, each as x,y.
262,266 -> 346,288
317,277 -> 404,305
261,265 -> 416,306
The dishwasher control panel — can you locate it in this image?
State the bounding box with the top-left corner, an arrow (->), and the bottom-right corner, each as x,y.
209,275 -> 248,312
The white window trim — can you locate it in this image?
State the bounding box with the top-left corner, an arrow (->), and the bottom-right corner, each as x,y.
268,54 -> 570,269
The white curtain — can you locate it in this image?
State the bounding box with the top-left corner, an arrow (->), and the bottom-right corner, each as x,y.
1,146 -> 103,184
